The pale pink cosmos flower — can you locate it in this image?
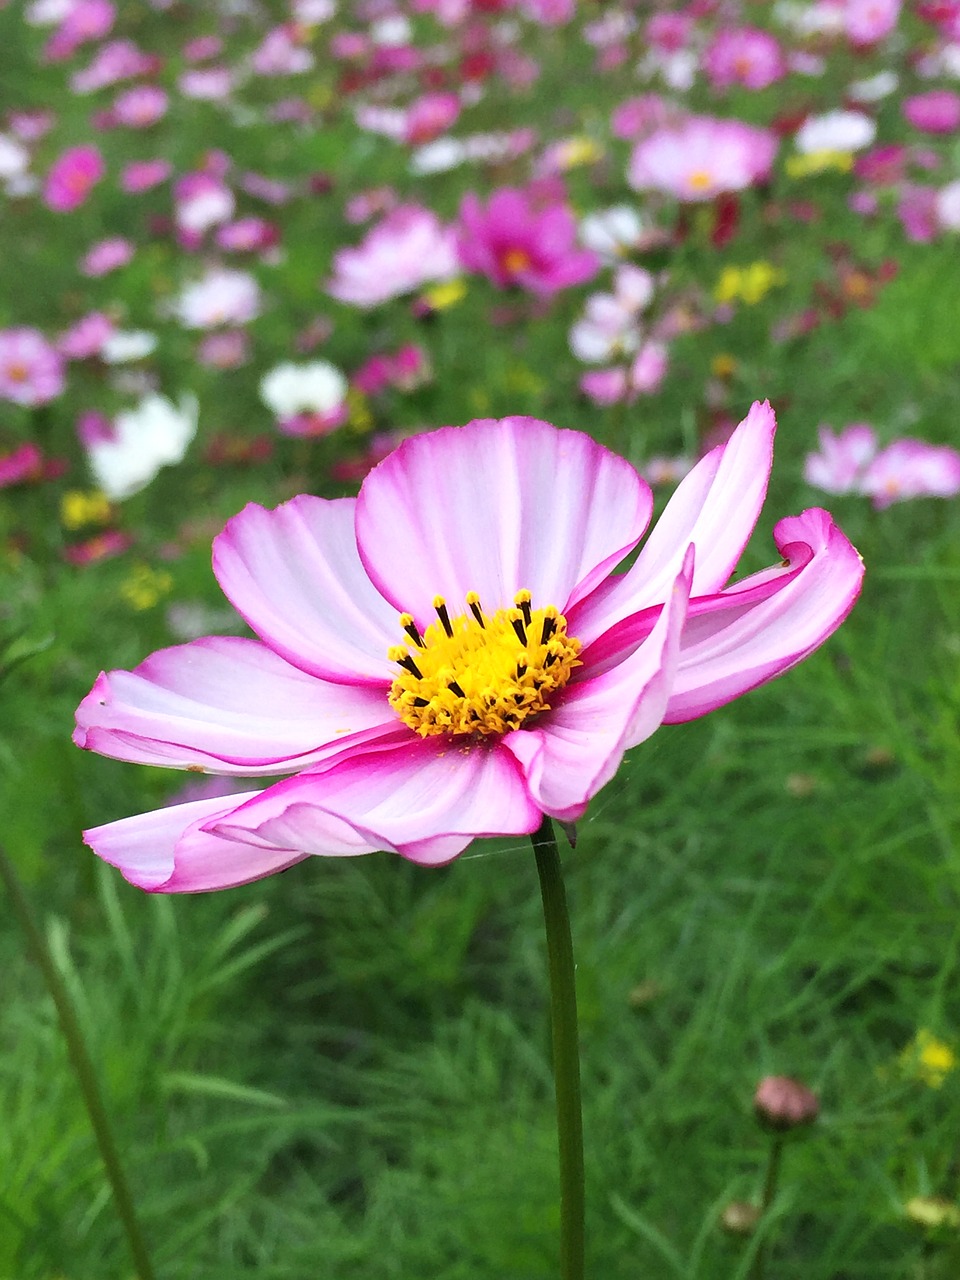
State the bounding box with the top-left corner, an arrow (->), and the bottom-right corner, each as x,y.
71,39 -> 157,92
75,406 -> 864,892
457,188 -> 599,296
629,117 -> 778,202
120,158 -> 171,192
843,0 -> 900,45
174,172 -> 235,238
250,25 -> 314,75
178,67 -> 234,100
327,205 -> 460,307
860,440 -> 960,508
702,27 -> 785,91
59,311 -> 116,359
803,423 -> 878,494
80,236 -> 134,276
903,90 -> 960,134
111,84 -> 169,128
0,328 -> 66,406
44,0 -> 115,60
171,268 -> 261,329
44,143 -> 104,211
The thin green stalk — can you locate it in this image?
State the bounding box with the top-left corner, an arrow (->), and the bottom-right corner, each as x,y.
532,815 -> 585,1280
750,1136 -> 784,1280
0,843 -> 157,1280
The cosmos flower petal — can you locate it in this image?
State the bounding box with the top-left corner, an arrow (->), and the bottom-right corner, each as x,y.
213,496 -> 399,685
81,791 -> 310,892
567,400 -> 775,646
210,736 -> 542,867
663,508 -> 864,722
74,636 -> 397,775
503,549 -> 693,823
355,416 -> 652,623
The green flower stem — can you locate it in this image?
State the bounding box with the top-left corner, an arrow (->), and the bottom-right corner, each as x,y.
532,815 -> 585,1280
750,1135 -> 785,1280
0,843 -> 157,1280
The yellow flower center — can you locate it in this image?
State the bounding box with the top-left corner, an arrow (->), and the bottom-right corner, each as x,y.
502,248 -> 532,275
687,169 -> 714,191
388,591 -> 581,739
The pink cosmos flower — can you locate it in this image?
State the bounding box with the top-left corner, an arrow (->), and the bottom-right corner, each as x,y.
75,405 -> 863,892
111,84 -> 169,128
0,328 -> 65,406
457,188 -> 599,296
71,39 -> 157,93
702,27 -> 785,91
327,205 -> 460,307
903,90 -> 960,134
178,67 -> 234,100
803,423 -> 878,494
80,236 -> 134,276
44,0 -> 115,60
0,442 -> 43,487
59,311 -> 116,359
44,143 -> 104,211
120,158 -> 171,192
861,440 -> 960,508
843,0 -> 900,45
629,117 -> 778,202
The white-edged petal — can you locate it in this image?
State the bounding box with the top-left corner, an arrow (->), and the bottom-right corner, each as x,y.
74,636 -> 397,774
212,496 -> 400,685
354,417 -> 652,627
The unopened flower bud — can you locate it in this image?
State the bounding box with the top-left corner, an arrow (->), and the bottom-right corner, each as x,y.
753,1075 -> 820,1131
720,1200 -> 761,1235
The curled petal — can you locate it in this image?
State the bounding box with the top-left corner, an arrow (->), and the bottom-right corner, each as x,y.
568,400 -> 775,646
80,790 -> 314,892
210,735 -> 542,867
664,508 -> 864,722
212,496 -> 399,685
74,636 -> 398,774
355,417 -> 652,626
503,548 -> 693,823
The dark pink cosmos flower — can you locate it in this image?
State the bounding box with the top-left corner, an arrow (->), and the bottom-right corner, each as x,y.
44,144 -> 105,212
75,407 -> 863,892
457,188 -> 599,296
0,442 -> 43,487
903,90 -> 960,134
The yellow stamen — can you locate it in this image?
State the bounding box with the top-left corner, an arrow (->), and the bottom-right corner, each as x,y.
388,591 -> 581,738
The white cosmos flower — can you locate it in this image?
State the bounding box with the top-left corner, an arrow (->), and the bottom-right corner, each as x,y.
88,394 -> 198,500
260,361 -> 348,418
794,110 -> 876,154
101,330 -> 158,363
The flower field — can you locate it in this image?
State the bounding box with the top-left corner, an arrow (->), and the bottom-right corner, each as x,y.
4,0 -> 960,1276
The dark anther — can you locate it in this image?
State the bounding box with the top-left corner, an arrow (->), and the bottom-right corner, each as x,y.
398,653 -> 423,678
414,697 -> 429,707
435,600 -> 454,638
468,597 -> 485,628
519,598 -> 532,628
540,615 -> 556,644
403,618 -> 425,648
511,617 -> 527,645
448,679 -> 466,698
